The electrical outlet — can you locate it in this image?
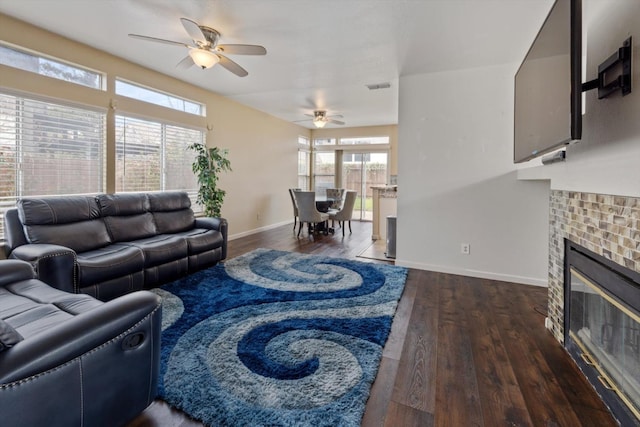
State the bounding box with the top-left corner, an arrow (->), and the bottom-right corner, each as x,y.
545,317 -> 552,329
256,213 -> 261,221
461,243 -> 470,255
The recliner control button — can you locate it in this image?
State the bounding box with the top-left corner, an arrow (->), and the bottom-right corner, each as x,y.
122,332 -> 145,350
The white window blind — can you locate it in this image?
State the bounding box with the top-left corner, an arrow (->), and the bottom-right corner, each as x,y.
297,136 -> 310,190
313,151 -> 336,194
115,115 -> 201,208
297,150 -> 310,190
0,92 -> 106,239
115,116 -> 161,192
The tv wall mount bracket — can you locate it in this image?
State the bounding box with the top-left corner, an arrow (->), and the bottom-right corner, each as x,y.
582,37 -> 632,99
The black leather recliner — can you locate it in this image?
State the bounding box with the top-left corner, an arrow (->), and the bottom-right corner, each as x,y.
0,259 -> 162,427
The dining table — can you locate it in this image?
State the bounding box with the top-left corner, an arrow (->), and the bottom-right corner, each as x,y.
315,198 -> 334,213
314,197 -> 335,234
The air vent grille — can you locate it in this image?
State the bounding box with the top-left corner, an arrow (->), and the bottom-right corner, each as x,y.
366,82 -> 391,90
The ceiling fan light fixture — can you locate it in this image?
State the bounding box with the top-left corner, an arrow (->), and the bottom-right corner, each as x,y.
189,48 -> 219,69
312,110 -> 328,128
313,117 -> 328,128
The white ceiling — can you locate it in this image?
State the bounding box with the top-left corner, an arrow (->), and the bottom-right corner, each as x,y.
0,0 -> 553,129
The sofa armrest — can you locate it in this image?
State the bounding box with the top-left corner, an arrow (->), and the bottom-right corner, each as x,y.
195,216 -> 228,260
0,290 -> 161,384
195,216 -> 227,232
0,260 -> 36,287
9,244 -> 77,293
3,208 -> 28,250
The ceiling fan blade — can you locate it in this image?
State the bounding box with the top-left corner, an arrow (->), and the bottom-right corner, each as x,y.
329,119 -> 345,125
181,18 -> 207,44
128,33 -> 189,48
303,97 -> 319,110
327,114 -> 344,119
176,55 -> 194,69
292,119 -> 312,123
217,54 -> 248,77
216,44 -> 267,55
303,113 -> 314,118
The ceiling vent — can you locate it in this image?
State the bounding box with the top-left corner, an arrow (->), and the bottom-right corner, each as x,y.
366,82 -> 391,90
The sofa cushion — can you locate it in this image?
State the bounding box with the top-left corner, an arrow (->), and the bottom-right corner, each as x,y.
148,191 -> 191,211
17,197 -> 110,253
97,194 -> 157,242
126,234 -> 188,267
75,244 -> 145,288
148,192 -> 195,234
0,319 -> 22,352
153,210 -> 195,234
104,213 -> 157,242
18,196 -> 101,225
97,193 -> 149,216
0,278 -> 102,338
22,220 -> 112,253
173,228 -> 224,255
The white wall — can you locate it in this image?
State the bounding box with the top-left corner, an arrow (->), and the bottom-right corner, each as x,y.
397,64 -> 550,286
518,0 -> 640,198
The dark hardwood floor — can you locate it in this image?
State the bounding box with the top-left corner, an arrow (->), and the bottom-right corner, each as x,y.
129,221 -> 616,427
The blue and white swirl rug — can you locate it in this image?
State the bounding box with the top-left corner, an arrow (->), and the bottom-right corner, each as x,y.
153,248 -> 408,426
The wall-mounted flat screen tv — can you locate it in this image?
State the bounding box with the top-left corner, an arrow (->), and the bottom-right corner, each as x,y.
514,0 -> 582,163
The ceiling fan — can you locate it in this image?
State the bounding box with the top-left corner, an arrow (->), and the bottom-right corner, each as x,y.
295,110 -> 345,128
128,18 -> 266,77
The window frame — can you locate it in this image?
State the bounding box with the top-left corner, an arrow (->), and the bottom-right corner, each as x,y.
0,89 -> 107,239
312,151 -> 336,195
114,112 -> 203,211
337,136 -> 390,146
297,136 -> 311,190
310,135 -> 391,192
0,41 -> 105,90
115,78 -> 206,116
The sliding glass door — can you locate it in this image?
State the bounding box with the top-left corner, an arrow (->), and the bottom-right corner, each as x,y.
342,151 -> 388,220
311,134 -> 390,221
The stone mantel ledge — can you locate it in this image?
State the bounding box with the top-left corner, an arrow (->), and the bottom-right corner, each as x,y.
516,164 -> 553,181
371,185 -> 397,198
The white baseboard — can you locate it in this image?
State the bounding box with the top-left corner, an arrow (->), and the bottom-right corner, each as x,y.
228,225 -> 548,288
394,259 -> 548,287
228,220 -> 293,241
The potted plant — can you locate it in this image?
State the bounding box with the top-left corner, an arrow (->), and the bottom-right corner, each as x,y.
188,142 -> 231,217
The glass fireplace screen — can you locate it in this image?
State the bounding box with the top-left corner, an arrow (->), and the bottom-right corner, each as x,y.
570,268 -> 640,421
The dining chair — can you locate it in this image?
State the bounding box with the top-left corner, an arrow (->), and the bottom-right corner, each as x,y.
328,190 -> 357,236
293,191 -> 329,237
288,188 -> 300,230
325,188 -> 345,210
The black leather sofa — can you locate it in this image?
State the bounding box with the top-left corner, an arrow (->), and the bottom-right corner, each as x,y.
4,191 -> 227,301
0,259 -> 161,426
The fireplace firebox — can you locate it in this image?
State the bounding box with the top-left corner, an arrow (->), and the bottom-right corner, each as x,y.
564,239 -> 640,426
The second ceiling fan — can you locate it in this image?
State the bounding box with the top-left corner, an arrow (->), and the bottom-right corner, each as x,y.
296,110 -> 345,128
129,17 -> 266,77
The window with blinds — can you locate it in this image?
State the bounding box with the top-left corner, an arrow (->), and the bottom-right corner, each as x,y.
0,42 -> 104,90
115,79 -> 204,116
297,136 -> 311,190
0,92 -> 106,239
115,115 -> 201,209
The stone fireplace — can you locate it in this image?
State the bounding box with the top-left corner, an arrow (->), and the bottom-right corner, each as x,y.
548,191 -> 640,341
564,239 -> 640,425
548,190 -> 640,424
